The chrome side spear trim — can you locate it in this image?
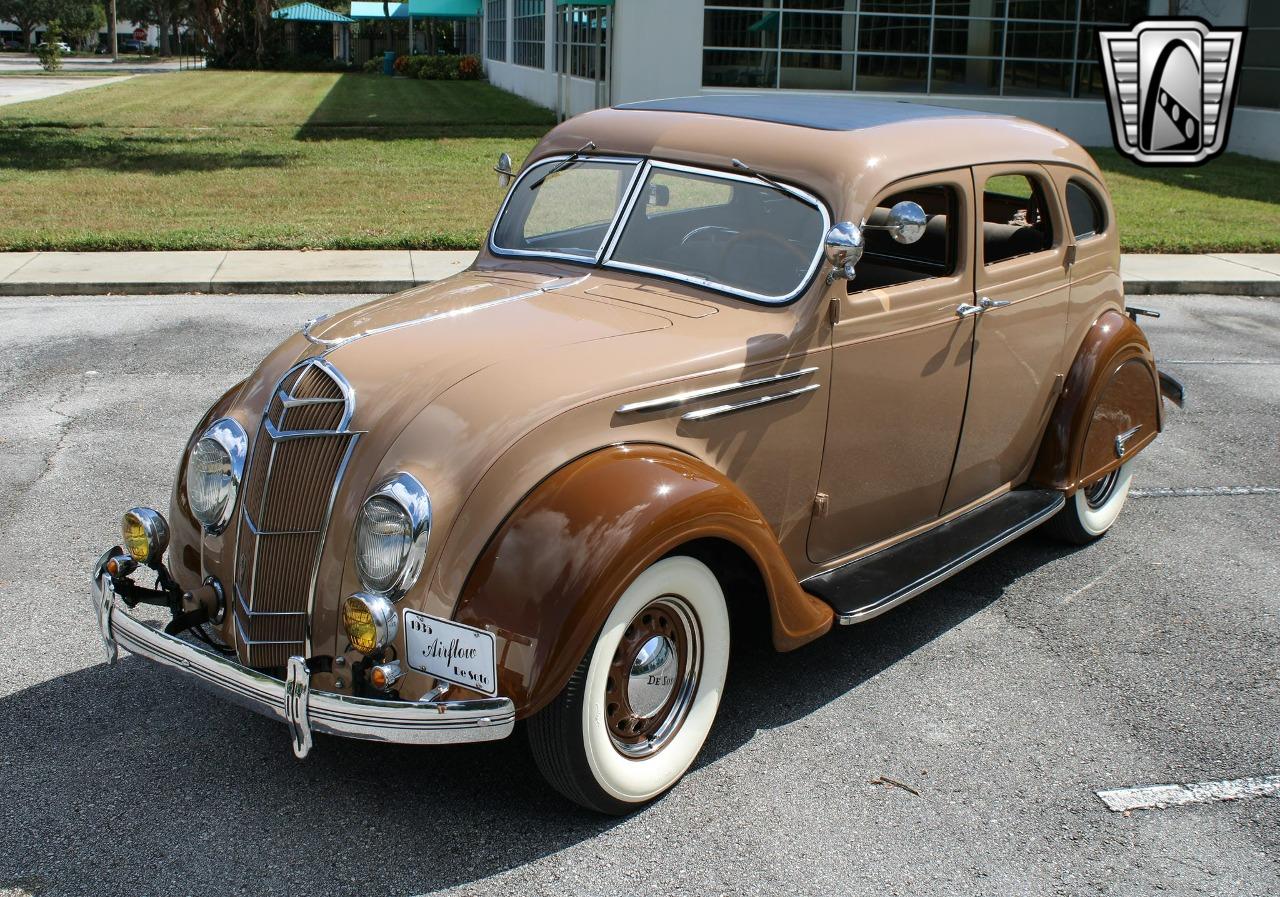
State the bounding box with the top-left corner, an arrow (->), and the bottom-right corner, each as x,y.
616,367 -> 819,415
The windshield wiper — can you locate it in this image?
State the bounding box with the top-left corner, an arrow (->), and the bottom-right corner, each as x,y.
731,158 -> 787,193
529,141 -> 597,191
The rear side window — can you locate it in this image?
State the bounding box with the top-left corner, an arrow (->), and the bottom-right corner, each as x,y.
982,173 -> 1054,265
1066,180 -> 1106,240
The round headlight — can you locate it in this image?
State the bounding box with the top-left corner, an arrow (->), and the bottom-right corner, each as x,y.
342,593 -> 398,655
354,473 -> 431,599
122,507 -> 170,566
186,418 -> 247,535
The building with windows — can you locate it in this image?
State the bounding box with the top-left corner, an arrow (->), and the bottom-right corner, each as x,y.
482,0 -> 1279,160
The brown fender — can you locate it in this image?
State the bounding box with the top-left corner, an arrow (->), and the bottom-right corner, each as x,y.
454,444 -> 834,718
1031,310 -> 1162,492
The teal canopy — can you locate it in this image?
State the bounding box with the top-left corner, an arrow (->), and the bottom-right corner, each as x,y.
348,1 -> 408,19
273,1 -> 355,22
406,0 -> 481,15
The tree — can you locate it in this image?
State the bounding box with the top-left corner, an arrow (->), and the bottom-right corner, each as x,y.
119,0 -> 195,56
0,0 -> 52,48
53,0 -> 106,49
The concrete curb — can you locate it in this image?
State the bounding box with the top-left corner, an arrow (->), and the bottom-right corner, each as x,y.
2,277 -> 1277,299
1124,280 -> 1280,297
1,251 -> 1278,298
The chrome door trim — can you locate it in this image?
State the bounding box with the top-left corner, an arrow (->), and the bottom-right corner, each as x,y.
616,366 -> 819,415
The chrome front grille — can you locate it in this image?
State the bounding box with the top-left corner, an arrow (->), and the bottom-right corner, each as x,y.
233,359 -> 358,668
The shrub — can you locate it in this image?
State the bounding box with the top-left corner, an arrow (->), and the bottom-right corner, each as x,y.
38,21 -> 63,72
362,57 -> 381,73
458,54 -> 481,80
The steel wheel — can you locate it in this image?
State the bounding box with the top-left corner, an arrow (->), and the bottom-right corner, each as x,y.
1047,461 -> 1135,544
605,596 -> 702,758
528,556 -> 730,814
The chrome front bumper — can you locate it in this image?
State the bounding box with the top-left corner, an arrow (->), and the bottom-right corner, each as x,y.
90,571 -> 515,758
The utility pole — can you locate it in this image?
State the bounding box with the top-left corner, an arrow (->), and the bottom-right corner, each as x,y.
109,0 -> 118,61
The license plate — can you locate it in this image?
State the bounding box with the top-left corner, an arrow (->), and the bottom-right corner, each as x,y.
402,610 -> 498,696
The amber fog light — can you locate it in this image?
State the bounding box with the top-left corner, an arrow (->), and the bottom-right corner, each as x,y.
121,507 -> 170,567
342,593 -> 398,655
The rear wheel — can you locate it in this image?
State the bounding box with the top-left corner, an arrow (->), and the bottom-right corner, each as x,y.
1047,461 -> 1135,544
527,555 -> 730,814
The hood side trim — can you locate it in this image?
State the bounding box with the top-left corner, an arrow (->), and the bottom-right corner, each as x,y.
303,275 -> 589,352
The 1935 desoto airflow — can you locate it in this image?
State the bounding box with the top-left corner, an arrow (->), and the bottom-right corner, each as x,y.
91,95 -> 1181,813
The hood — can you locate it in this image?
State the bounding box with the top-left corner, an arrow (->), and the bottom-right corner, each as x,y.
309,270 -> 672,433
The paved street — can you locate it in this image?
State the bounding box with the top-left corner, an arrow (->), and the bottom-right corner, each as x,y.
0,293 -> 1276,896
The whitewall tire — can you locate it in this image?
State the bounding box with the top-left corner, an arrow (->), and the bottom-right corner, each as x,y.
528,555 -> 731,814
1048,461 -> 1135,544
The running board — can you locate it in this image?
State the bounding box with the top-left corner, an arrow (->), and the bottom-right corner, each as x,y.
804,489 -> 1065,625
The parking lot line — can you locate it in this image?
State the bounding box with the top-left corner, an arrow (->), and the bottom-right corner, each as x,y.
1097,774 -> 1280,812
1130,486 -> 1280,497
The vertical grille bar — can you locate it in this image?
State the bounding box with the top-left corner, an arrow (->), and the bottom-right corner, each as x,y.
232,359 -> 357,669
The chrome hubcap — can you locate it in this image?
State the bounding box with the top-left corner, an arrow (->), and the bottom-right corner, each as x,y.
627,635 -> 679,719
606,596 -> 702,758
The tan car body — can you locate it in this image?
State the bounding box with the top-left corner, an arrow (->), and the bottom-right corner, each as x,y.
163,104 -> 1163,719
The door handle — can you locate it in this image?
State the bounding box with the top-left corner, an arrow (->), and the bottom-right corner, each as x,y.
979,296 -> 1012,309
956,303 -> 983,317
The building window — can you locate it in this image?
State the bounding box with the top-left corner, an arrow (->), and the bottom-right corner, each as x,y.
513,0 -> 545,69
486,0 -> 506,62
1241,2 -> 1279,109
702,0 -> 1150,98
555,4 -> 609,79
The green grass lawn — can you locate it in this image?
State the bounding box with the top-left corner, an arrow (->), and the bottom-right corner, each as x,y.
1090,148 -> 1280,253
0,70 -> 554,251
0,70 -> 1276,253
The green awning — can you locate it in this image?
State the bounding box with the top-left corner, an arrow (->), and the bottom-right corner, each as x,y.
406,0 -> 481,16
273,1 -> 355,22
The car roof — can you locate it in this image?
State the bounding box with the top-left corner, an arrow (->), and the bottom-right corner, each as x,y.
614,94 -> 1002,132
530,94 -> 1105,218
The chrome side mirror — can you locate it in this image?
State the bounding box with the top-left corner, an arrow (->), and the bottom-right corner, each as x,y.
824,221 -> 864,283
866,200 -> 927,244
495,152 -> 514,188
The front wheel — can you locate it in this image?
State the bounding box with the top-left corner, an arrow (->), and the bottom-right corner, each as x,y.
527,555 -> 731,814
1047,461 -> 1135,544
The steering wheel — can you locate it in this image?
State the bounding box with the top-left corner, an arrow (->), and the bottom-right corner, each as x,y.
679,225 -> 739,247
722,230 -> 812,268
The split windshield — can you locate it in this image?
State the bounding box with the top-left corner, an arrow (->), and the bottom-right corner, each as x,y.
490,158 -> 828,304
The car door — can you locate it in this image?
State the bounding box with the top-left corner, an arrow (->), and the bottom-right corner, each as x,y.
940,164 -> 1071,514
807,170 -> 976,564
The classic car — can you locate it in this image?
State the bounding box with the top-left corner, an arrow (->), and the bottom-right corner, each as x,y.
91,94 -> 1180,814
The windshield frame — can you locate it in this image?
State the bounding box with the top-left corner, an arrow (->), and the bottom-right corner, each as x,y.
488,154 -> 644,265
488,155 -> 832,306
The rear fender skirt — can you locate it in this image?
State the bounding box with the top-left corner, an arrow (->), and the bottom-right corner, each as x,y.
1031,309 -> 1162,492
454,444 -> 834,719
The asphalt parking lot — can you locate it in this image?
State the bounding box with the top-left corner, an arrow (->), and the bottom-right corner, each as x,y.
0,292 -> 1276,897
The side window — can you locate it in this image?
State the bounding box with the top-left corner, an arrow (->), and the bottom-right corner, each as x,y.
982,173 -> 1054,265
1066,180 -> 1105,241
850,184 -> 958,293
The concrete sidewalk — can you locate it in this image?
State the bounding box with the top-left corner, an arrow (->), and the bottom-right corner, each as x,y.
1,249 -> 1277,297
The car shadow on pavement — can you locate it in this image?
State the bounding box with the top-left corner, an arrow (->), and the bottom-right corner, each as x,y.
0,533 -> 1080,897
